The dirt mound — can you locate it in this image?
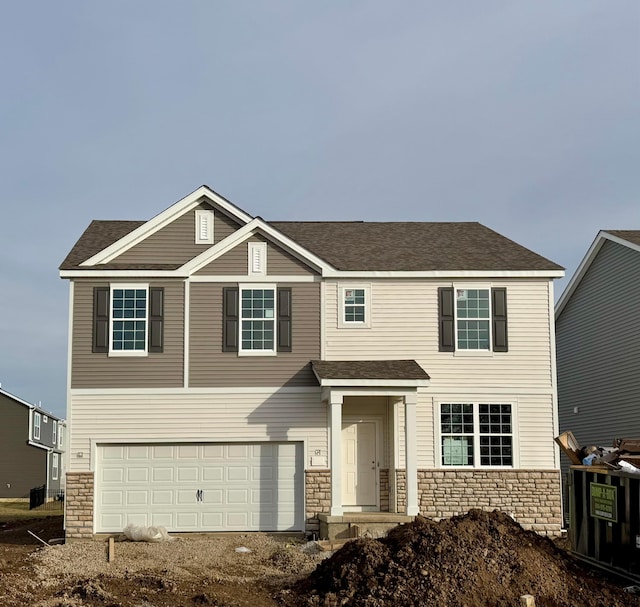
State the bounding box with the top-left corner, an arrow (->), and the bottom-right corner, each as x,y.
287,509 -> 639,607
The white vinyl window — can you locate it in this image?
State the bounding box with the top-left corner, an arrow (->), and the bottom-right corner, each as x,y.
34,412 -> 41,440
110,284 -> 148,355
455,288 -> 490,350
58,425 -> 63,449
440,403 -> 513,467
239,285 -> 276,355
338,285 -> 371,328
52,453 -> 59,481
52,420 -> 57,445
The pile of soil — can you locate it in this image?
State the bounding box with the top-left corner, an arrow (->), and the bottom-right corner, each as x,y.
285,509 -> 639,607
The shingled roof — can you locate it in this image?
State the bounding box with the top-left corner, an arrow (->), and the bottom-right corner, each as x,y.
605,230 -> 640,247
271,221 -> 562,271
311,360 -> 430,381
60,217 -> 562,272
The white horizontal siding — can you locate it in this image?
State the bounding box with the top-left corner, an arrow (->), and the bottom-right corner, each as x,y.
325,279 -> 554,391
68,388 -> 327,473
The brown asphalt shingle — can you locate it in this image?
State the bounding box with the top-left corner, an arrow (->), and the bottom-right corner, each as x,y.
60,217 -> 563,272
605,230 -> 640,247
311,360 -> 430,381
271,221 -> 562,271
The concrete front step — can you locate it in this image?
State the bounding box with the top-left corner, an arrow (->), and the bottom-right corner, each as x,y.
318,512 -> 415,540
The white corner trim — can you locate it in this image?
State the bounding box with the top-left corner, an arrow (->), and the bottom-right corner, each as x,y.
79,186 -> 253,266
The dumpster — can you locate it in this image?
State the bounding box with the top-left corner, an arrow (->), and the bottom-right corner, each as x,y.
569,465 -> 640,580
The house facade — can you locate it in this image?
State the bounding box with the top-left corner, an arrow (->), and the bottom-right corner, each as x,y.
556,230 -> 640,516
60,185 -> 564,541
0,387 -> 65,500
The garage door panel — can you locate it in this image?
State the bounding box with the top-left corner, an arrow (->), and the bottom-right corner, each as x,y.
152,490 -> 173,505
128,446 -> 150,459
103,469 -> 124,483
177,467 -> 199,482
127,468 -> 149,482
227,466 -> 249,482
153,445 -> 174,458
96,442 -> 303,533
153,467 -> 174,482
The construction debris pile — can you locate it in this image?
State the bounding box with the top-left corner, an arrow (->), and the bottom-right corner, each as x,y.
282,509 -> 639,607
556,432 -> 640,474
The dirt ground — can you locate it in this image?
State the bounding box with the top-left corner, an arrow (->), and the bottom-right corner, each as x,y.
0,511 -> 638,607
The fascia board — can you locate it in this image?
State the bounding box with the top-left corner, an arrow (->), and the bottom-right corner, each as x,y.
317,378 -> 430,387
28,440 -> 51,451
60,270 -> 187,278
311,367 -> 429,388
555,231 -> 610,319
322,269 -> 565,279
0,387 -> 36,410
80,186 -> 254,267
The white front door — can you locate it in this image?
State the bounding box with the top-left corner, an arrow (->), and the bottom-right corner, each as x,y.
342,420 -> 378,509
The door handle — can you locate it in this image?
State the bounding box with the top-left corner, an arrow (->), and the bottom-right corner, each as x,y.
196,489 -> 203,502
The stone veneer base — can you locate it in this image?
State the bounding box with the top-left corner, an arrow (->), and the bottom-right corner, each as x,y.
65,471 -> 95,542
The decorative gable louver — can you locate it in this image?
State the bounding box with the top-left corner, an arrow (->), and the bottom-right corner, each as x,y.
195,209 -> 214,244
249,242 -> 267,276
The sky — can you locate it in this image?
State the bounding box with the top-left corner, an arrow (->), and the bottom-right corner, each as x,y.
0,1 -> 638,419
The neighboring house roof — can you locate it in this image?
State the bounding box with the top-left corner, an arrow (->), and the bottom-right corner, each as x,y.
0,387 -> 64,422
312,360 -> 430,387
60,217 -> 563,274
555,230 -> 640,318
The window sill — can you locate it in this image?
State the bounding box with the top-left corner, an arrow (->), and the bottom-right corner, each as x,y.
453,350 -> 493,357
238,350 -> 278,357
108,351 -> 149,357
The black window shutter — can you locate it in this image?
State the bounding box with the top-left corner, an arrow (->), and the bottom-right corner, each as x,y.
277,288 -> 292,352
492,287 -> 508,352
148,287 -> 164,353
438,287 -> 455,352
223,287 -> 239,352
93,287 -> 110,353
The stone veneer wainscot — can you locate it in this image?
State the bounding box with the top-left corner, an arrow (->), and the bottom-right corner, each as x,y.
65,472 -> 95,541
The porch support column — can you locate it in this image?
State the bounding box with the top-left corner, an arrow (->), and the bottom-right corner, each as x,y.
329,395 -> 344,516
404,392 -> 419,516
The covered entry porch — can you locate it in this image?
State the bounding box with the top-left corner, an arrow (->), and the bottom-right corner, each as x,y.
311,360 -> 430,540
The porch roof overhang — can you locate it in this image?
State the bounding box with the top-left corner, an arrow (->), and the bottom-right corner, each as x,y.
311,359 -> 430,388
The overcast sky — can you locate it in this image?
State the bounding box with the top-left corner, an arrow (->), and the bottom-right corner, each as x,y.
0,2 -> 638,419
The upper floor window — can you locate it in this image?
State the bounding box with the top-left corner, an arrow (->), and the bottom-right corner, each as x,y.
240,287 -> 275,354
438,286 -> 508,352
223,285 -> 291,355
440,402 -> 513,467
52,420 -> 57,445
456,289 -> 490,350
338,285 -> 371,328
112,286 -> 147,352
34,412 -> 41,440
92,285 -> 164,355
58,425 -> 64,449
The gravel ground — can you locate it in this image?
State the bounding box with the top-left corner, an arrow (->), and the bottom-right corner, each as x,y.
0,518 -> 328,607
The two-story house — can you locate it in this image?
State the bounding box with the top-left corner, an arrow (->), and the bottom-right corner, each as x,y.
0,386 -> 65,501
59,185 -> 564,541
556,230 -> 640,521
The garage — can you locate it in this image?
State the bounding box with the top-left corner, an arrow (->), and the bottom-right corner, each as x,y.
95,442 -> 304,533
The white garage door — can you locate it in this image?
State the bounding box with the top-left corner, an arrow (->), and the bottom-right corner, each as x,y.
95,442 -> 303,533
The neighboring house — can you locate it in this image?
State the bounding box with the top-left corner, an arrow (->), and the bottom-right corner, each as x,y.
556,230 -> 640,517
59,185 -> 565,541
0,386 -> 65,500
